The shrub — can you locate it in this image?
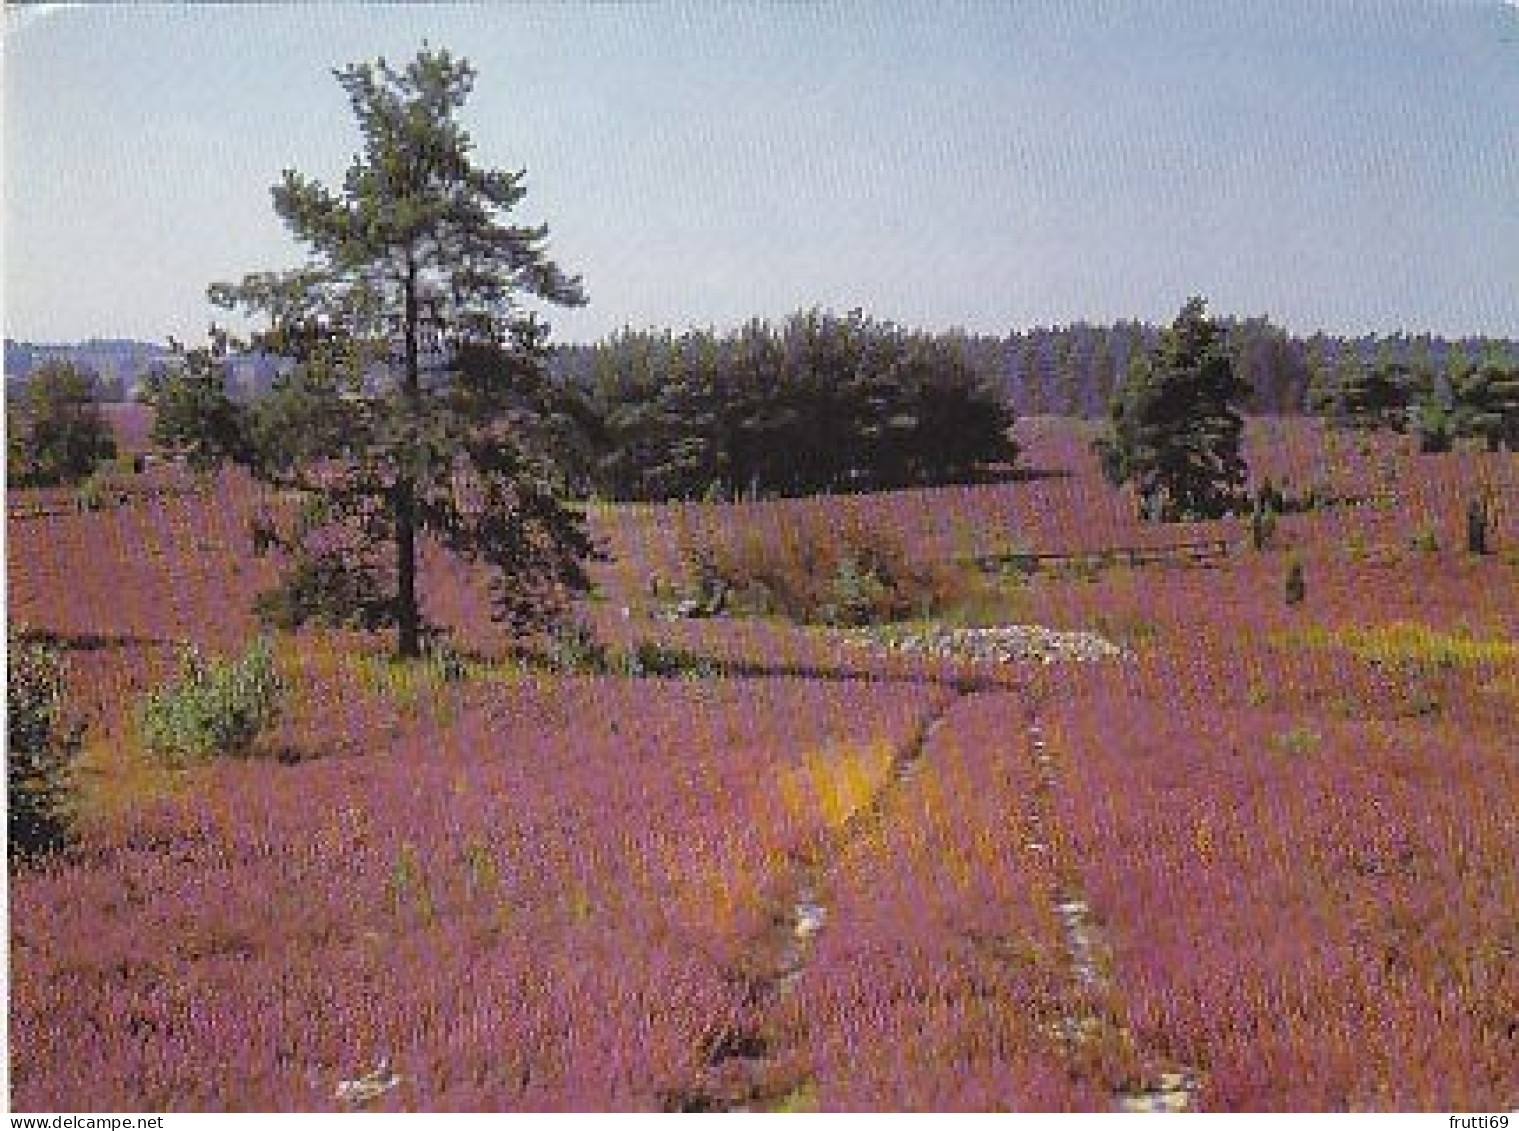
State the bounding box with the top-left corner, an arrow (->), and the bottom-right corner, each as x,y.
74,467 -> 125,513
1250,502 -> 1277,551
1284,558 -> 1306,607
8,636 -> 81,865
1407,525 -> 1440,554
1272,725 -> 1322,757
677,511 -> 959,626
542,618 -> 609,673
611,641 -> 721,679
7,361 -> 118,488
1467,495 -> 1492,556
136,637 -> 284,760
587,309 -> 1018,501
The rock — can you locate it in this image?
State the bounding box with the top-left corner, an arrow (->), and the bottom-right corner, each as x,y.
335,1059 -> 402,1105
793,900 -> 827,940
847,623 -> 1131,665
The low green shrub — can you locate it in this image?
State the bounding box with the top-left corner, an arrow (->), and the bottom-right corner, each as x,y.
1467,495 -> 1492,555
74,467 -> 125,512
136,637 -> 284,760
1407,525 -> 1440,553
611,641 -> 721,679
542,619 -> 610,673
1272,725 -> 1321,757
8,635 -> 81,865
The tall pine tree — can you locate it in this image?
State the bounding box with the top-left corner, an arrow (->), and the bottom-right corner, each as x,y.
150,46 -> 596,657
1093,297 -> 1251,521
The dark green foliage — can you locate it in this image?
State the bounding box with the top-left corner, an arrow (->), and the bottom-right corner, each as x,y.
542,619 -> 609,673
1467,495 -> 1491,555
142,344 -> 256,470
144,46 -> 599,657
8,634 -> 81,866
586,310 -> 1017,501
1308,354 -> 1415,433
7,361 -> 118,487
252,542 -> 393,632
1414,397 -> 1455,453
611,641 -> 721,679
1450,360 -> 1519,452
1093,297 -> 1251,521
1309,349 -> 1519,453
1285,559 -> 1306,607
1250,486 -> 1278,551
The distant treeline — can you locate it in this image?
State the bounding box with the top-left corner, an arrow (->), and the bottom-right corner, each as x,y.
555,319 -> 1519,420
10,319 -> 1516,503
11,323 -> 1516,422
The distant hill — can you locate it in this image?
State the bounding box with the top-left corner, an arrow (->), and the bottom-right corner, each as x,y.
5,338 -> 170,400
4,338 -> 280,402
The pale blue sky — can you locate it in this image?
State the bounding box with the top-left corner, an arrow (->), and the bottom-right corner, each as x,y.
4,2 -> 1516,344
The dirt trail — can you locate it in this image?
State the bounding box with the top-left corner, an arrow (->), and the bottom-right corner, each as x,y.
668,663 -> 1198,1113
669,685 -> 966,1111
1021,707 -> 1201,1112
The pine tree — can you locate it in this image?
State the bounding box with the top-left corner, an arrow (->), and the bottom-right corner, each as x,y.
1093,297 -> 1251,521
7,361 -> 118,488
1451,357 -> 1519,452
1309,349 -> 1413,433
149,46 -> 596,657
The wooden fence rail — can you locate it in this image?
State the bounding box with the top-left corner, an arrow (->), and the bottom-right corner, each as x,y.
970,537 -> 1234,572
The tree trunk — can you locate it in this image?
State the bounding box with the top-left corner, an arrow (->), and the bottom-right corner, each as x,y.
396,476 -> 421,658
396,262 -> 423,659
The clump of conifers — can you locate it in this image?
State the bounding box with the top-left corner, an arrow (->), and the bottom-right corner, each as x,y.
581,309 -> 1018,502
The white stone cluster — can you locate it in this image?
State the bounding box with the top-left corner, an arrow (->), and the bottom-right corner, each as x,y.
853,624 -> 1131,664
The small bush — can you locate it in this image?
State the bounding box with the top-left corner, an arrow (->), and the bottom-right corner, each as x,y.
74,467 -> 128,513
8,636 -> 81,865
1467,495 -> 1492,555
1251,497 -> 1275,552
136,637 -> 284,760
1284,558 -> 1306,607
1272,725 -> 1321,757
677,511 -> 959,626
1407,525 -> 1440,554
611,640 -> 721,679
542,619 -> 609,673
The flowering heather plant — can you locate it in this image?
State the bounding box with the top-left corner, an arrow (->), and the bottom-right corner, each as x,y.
9,415 -> 1517,1111
10,676 -> 943,1110
1045,692 -> 1518,1110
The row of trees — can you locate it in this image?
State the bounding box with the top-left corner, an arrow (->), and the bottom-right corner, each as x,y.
580,311 -> 1017,501
1308,355 -> 1519,452
1091,297 -> 1518,525
15,43 -> 1509,665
